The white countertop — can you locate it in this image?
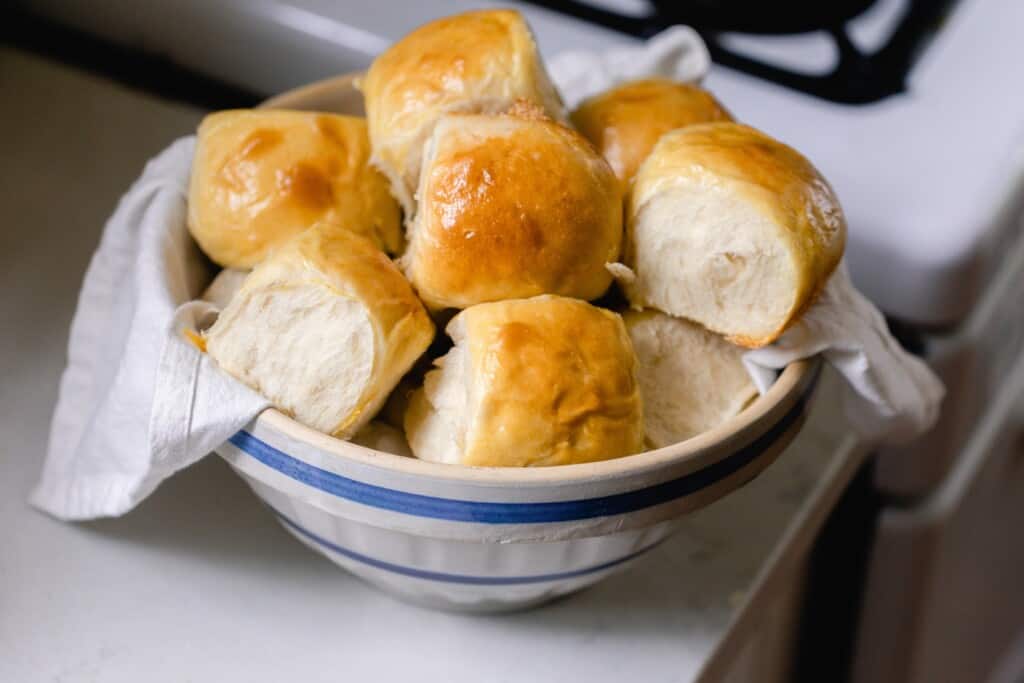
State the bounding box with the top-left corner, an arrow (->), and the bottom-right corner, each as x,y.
0,47 -> 866,682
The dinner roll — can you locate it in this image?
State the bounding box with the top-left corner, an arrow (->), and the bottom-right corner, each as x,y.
205,223 -> 433,438
402,109 -> 622,310
405,296 -> 643,467
362,9 -> 565,213
201,268 -> 248,309
624,310 -> 757,449
623,122 -> 846,348
571,79 -> 733,186
188,110 -> 402,268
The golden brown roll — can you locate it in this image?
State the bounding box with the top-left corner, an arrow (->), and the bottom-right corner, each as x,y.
205,223 -> 434,438
621,122 -> 846,348
623,309 -> 757,448
402,109 -> 622,310
571,79 -> 733,186
405,295 -> 644,467
361,9 -> 565,213
188,110 -> 402,269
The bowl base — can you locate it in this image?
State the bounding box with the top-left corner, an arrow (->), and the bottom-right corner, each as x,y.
372,582 -> 589,615
275,516 -> 639,614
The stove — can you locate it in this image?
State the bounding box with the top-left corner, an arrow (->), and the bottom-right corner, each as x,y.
522,0 -> 959,104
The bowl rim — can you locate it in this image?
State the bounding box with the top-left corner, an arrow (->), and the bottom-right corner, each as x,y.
248,72 -> 819,488
253,357 -> 816,485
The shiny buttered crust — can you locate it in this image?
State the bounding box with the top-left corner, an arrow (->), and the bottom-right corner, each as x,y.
188,110 -> 402,268
405,296 -> 644,467
362,9 -> 565,213
572,79 -> 732,186
624,122 -> 846,347
624,310 -> 757,448
403,112 -> 622,310
205,224 -> 434,438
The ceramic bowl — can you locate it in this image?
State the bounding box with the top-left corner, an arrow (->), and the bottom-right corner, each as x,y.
215,75 -> 822,612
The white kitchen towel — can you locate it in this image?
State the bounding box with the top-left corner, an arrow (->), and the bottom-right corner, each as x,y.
548,25 -> 711,109
31,138 -> 269,520
33,27 -> 942,521
743,262 -> 943,443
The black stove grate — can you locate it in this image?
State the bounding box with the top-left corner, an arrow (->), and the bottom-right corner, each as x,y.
522,0 -> 960,104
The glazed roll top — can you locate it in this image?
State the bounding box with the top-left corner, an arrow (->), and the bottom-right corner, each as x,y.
402,107 -> 622,310
405,296 -> 644,467
623,122 -> 846,348
205,223 -> 434,438
572,79 -> 733,187
188,110 -> 402,268
623,309 -> 757,449
362,9 -> 565,213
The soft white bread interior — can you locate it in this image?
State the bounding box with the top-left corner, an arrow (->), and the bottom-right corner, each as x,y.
402,108 -> 622,310
623,122 -> 846,348
201,269 -> 249,309
188,110 -> 402,268
351,421 -> 413,457
571,79 -> 733,187
361,9 -> 565,213
624,309 -> 757,449
205,223 -> 434,438
405,295 -> 643,467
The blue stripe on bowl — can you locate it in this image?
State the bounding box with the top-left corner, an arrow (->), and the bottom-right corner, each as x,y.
228,374 -> 812,524
273,506 -> 666,585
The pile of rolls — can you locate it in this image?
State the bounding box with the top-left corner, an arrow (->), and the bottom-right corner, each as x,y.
188,9 -> 846,467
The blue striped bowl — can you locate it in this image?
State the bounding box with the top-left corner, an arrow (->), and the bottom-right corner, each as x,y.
216,356 -> 819,612
215,75 -> 823,612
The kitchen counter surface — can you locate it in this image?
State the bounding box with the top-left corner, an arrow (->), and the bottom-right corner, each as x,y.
0,47 -> 866,682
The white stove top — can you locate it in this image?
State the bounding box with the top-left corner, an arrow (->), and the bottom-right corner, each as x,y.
24,0 -> 1024,326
